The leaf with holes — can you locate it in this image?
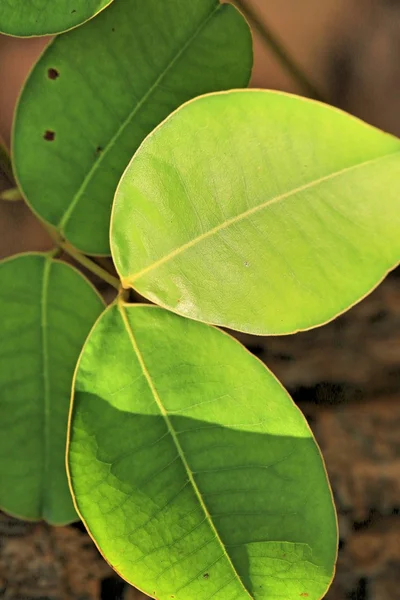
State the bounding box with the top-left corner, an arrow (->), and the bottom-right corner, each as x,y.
13,0 -> 252,255
68,304 -> 337,600
111,90 -> 400,335
0,0 -> 114,37
0,253 -> 104,524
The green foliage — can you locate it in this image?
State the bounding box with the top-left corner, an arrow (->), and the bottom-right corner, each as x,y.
111,90 -> 400,334
0,254 -> 104,524
1,1 -> 399,598
0,0 -> 114,37
13,0 -> 252,254
68,304 -> 337,600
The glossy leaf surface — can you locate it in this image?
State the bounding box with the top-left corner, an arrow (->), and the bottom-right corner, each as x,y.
0,254 -> 104,524
112,90 -> 400,334
13,0 -> 252,255
0,0 -> 113,37
68,304 -> 337,599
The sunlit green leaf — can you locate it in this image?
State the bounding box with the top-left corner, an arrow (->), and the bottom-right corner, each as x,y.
0,0 -> 113,37
111,90 -> 400,334
68,303 -> 337,600
13,0 -> 252,255
0,253 -> 104,524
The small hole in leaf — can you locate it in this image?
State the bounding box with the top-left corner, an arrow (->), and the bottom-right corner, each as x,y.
96,146 -> 103,155
203,573 -> 209,580
71,8 -> 77,13
44,130 -> 55,141
47,68 -> 59,80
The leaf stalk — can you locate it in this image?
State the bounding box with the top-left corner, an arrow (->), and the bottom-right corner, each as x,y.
60,240 -> 121,291
0,187 -> 23,202
43,223 -> 121,290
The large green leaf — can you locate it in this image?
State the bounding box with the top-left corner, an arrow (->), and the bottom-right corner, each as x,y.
111,90 -> 400,335
0,0 -> 113,37
68,303 -> 337,600
13,0 -> 252,255
0,253 -> 104,524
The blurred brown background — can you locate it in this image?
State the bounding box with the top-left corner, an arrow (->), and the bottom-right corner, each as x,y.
0,1 -> 399,598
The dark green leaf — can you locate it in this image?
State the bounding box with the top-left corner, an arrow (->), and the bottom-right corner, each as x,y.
13,0 -> 252,254
68,303 -> 337,599
0,253 -> 104,524
111,90 -> 400,334
0,0 -> 113,37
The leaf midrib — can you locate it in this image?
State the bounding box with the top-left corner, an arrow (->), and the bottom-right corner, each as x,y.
123,149 -> 400,285
57,2 -> 222,236
117,302 -> 253,599
40,256 -> 52,518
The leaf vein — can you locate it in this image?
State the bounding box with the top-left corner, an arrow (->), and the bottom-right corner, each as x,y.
40,256 -> 52,518
57,2 -> 222,235
117,301 -> 252,599
126,150 -> 400,284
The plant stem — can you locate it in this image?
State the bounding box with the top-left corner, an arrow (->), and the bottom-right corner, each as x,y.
42,222 -> 122,290
0,187 -> 23,202
91,255 -> 118,277
0,141 -> 14,186
235,0 -> 326,102
61,240 -> 121,290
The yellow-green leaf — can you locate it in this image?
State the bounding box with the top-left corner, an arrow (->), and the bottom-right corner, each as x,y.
68,303 -> 337,599
111,90 -> 400,334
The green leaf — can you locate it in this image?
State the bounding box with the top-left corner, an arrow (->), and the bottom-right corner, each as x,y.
111,90 -> 400,335
0,0 -> 113,37
13,0 -> 252,255
68,304 -> 337,600
0,253 -> 105,524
